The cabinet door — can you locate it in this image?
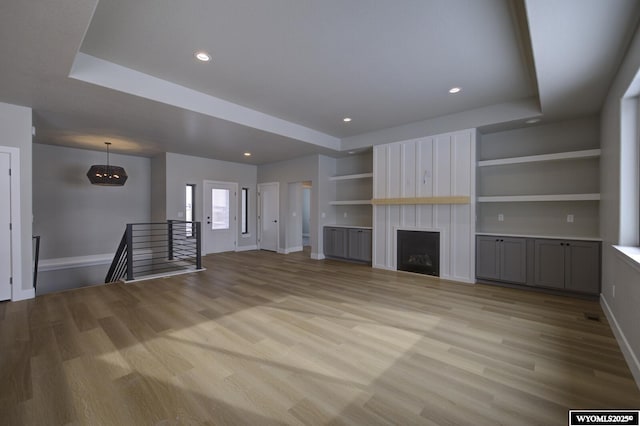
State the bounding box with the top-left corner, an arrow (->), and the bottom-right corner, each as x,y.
324,227 -> 336,257
565,241 -> 600,294
476,236 -> 500,281
348,229 -> 372,262
533,239 -> 565,289
334,228 -> 348,258
325,227 -> 346,258
500,237 -> 527,284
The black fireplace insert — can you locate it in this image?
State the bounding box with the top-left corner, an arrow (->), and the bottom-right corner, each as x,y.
397,230 -> 440,276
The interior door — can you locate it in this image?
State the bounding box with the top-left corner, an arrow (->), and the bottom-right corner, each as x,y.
258,182 -> 279,252
0,152 -> 12,300
203,181 -> 237,254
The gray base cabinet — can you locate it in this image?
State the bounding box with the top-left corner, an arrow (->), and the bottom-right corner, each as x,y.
476,236 -> 527,284
324,226 -> 371,263
533,239 -> 600,294
476,235 -> 600,296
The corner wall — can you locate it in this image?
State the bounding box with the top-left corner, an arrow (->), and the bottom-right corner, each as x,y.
32,143 -> 151,293
599,22 -> 640,387
0,102 -> 32,299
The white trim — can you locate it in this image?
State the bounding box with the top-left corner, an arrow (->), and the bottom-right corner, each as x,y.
39,253 -> 113,271
12,287 -> 34,301
235,245 -> 258,252
600,295 -> 640,388
310,252 -> 325,260
613,245 -> 640,273
281,246 -> 303,254
0,146 -> 25,301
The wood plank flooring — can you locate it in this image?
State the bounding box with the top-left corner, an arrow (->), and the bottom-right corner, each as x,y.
1,249 -> 638,425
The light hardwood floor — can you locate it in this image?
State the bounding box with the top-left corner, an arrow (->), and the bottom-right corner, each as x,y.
1,249 -> 639,425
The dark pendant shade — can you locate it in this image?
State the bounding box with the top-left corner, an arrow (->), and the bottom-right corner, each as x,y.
87,165 -> 128,186
87,141 -> 127,186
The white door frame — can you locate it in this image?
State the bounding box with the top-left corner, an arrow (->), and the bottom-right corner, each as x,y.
0,146 -> 23,301
202,180 -> 238,254
258,182 -> 279,251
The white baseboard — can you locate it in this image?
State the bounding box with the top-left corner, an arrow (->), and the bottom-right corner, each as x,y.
311,252 -> 325,260
601,294 -> 640,389
281,246 -> 303,254
13,286 -> 35,301
236,245 -> 258,252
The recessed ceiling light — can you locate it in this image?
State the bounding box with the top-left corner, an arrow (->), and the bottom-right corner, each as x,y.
243,152 -> 251,157
449,87 -> 462,94
343,117 -> 352,122
348,151 -> 356,155
525,118 -> 541,124
195,51 -> 211,62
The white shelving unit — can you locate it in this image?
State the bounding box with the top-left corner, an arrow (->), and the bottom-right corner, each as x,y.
478,148 -> 601,202
329,172 -> 373,181
476,120 -> 601,239
478,149 -> 600,167
329,200 -> 372,205
478,193 -> 601,203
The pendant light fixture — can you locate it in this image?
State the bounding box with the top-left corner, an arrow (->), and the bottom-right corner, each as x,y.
87,142 -> 128,186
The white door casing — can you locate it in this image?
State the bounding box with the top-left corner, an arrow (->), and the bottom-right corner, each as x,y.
0,152 -> 12,300
202,180 -> 238,254
258,182 -> 279,252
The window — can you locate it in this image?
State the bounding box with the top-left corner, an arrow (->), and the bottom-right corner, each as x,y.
185,184 -> 195,237
211,188 -> 230,230
241,187 -> 249,234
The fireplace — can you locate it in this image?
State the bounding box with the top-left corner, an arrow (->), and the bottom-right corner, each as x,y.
397,230 -> 440,277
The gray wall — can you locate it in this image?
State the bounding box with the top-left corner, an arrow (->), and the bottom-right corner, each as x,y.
599,22 -> 640,385
258,154 -> 336,257
164,152 -> 258,248
150,153 -> 167,222
33,143 -> 151,259
0,102 -> 32,293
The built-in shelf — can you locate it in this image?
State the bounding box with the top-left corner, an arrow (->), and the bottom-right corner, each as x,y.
329,172 -> 373,181
372,196 -> 470,205
477,149 -> 600,167
329,200 -> 372,205
478,193 -> 600,202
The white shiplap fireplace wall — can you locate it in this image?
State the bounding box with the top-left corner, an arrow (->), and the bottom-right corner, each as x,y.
372,129 -> 476,283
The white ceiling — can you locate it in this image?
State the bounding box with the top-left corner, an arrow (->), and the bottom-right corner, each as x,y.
0,0 -> 638,164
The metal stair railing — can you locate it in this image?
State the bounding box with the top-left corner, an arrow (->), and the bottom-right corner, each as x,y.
105,220 -> 201,283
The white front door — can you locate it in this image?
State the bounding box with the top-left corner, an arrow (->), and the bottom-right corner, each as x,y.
258,182 -> 279,252
203,181 -> 237,254
0,152 -> 12,300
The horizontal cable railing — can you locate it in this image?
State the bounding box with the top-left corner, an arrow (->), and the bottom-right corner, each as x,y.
105,220 -> 201,283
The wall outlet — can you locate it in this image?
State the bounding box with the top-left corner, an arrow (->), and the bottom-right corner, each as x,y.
321,212 -> 326,219
567,214 -> 574,223
343,212 -> 348,218
177,211 -> 184,218
498,214 -> 504,222
292,211 -> 297,217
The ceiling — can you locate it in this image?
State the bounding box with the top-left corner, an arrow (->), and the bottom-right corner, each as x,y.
0,0 -> 638,164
